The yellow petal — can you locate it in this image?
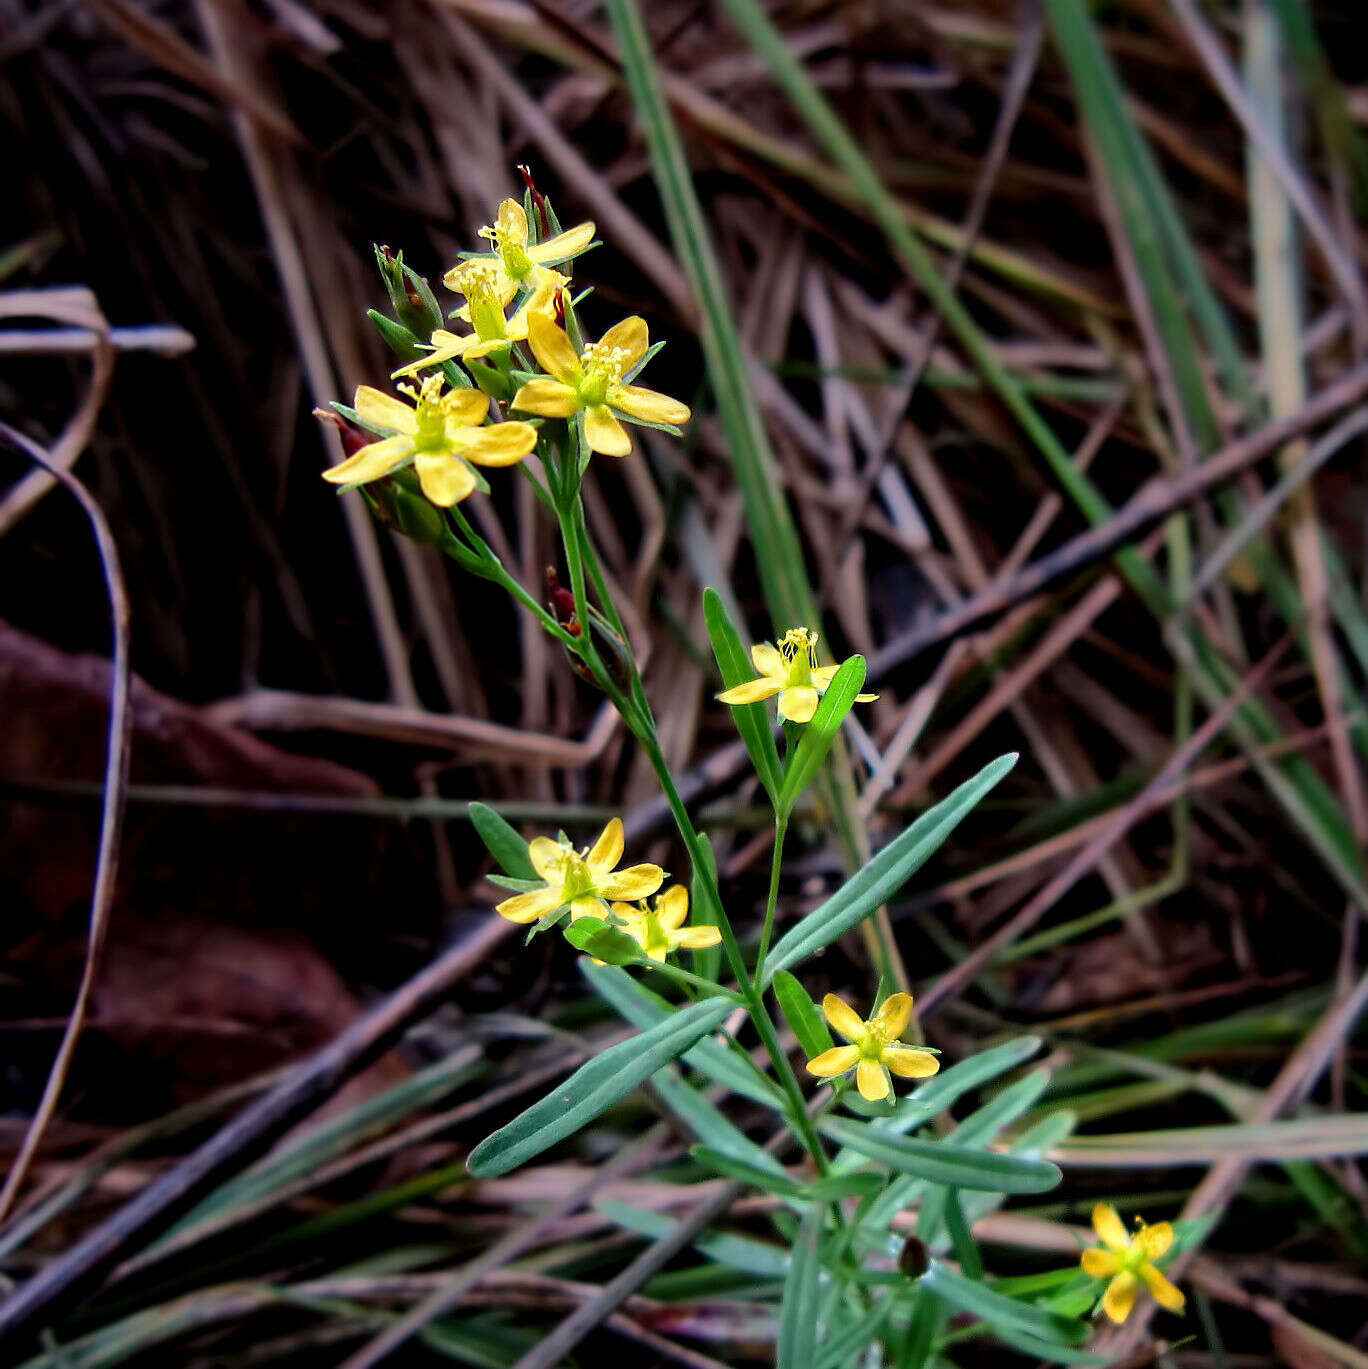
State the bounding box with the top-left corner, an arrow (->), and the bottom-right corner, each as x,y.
822,993 -> 866,1043
322,433 -> 413,486
570,895 -> 606,921
413,451 -> 476,507
1080,1249 -> 1122,1278
855,692 -> 879,703
598,315 -> 648,370
717,677 -> 782,705
512,377 -> 580,418
353,385 -> 418,434
612,384 -> 689,426
450,420 -> 538,468
872,992 -> 913,1040
584,404 -> 632,456
462,336 -> 513,360
606,901 -> 637,921
526,310 -> 580,385
1136,1221 -> 1173,1261
882,1047 -> 940,1079
811,665 -> 839,686
506,280 -> 559,339
496,198 -> 527,248
528,219 -> 596,264
585,817 -> 624,874
439,388 -> 487,425
673,925 -> 721,949
495,886 -> 562,923
1101,1271 -> 1138,1324
528,836 -> 566,883
392,330 -> 475,377
600,864 -> 664,901
655,884 -> 689,930
1140,1263 -> 1185,1312
856,1059 -> 890,1101
751,642 -> 785,678
778,686 -> 819,723
805,1044 -> 860,1077
1092,1204 -> 1130,1253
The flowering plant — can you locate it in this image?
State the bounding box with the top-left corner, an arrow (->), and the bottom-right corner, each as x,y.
324,178 -> 1187,1364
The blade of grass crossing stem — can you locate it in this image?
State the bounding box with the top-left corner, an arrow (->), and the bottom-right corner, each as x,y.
777,1200 -> 825,1369
603,0 -> 907,991
466,996 -> 732,1176
717,0 -> 1366,903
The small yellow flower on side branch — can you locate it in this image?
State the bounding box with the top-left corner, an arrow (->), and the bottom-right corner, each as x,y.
322,376 -> 537,507
587,886 -> 721,962
395,270 -> 558,376
495,817 -> 664,924
1080,1204 -> 1185,1324
511,310 -> 690,457
453,198 -> 594,297
806,992 -> 939,1101
717,627 -> 878,724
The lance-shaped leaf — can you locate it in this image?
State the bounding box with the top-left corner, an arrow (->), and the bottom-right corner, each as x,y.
469,801 -> 536,880
763,753 -> 1017,984
921,1262 -> 1099,1358
777,654 -> 866,815
820,1118 -> 1061,1194
563,916 -> 644,966
467,996 -> 733,1177
777,1201 -> 826,1369
704,588 -> 784,802
772,970 -> 833,1061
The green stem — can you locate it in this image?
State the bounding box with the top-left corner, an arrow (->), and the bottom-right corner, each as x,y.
752,816 -> 788,985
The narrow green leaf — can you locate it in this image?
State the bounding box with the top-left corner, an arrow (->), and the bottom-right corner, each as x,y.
777,655 -> 866,814
469,801 -> 536,880
881,1037 -> 1043,1136
691,1145 -> 801,1197
652,1067 -> 786,1178
466,997 -> 732,1177
772,970 -> 833,1061
920,1261 -> 1090,1348
821,1119 -> 1061,1194
778,1201 -> 825,1369
804,1173 -> 883,1202
584,961 -> 784,1109
704,587 -> 784,802
764,753 -> 1017,984
598,1198 -> 789,1275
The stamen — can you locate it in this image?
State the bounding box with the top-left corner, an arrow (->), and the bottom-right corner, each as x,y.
449,260 -> 501,305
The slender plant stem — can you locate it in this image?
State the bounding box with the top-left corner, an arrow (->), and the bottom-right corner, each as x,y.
752,816 -> 788,985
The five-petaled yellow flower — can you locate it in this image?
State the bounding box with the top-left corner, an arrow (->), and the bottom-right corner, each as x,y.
495,818 -> 664,924
806,993 -> 939,1101
323,376 -> 536,507
588,886 -> 721,962
452,198 -> 594,298
512,311 -> 690,457
396,268 -> 558,376
717,627 -> 878,724
1080,1204 -> 1185,1324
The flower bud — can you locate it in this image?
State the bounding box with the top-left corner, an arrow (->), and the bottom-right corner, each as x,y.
373,244 -> 442,339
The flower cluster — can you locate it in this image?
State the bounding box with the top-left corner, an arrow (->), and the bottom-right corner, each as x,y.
323,194 -> 691,510
591,886 -> 721,962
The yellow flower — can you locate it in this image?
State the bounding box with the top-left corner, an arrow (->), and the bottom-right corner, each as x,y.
451,197 -> 594,297
588,886 -> 721,962
395,270 -> 558,376
322,376 -> 536,507
717,627 -> 878,724
1080,1205 -> 1185,1324
805,992 -> 939,1101
511,311 -> 690,457
494,818 -> 664,924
